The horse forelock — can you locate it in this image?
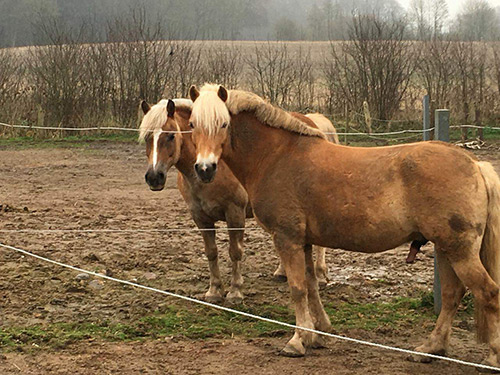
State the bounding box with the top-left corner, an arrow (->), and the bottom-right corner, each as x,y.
192,85 -> 231,135
139,98 -> 192,141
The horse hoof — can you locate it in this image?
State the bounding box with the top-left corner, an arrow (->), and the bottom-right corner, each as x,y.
273,274 -> 288,283
478,359 -> 500,373
407,348 -> 445,364
280,344 -> 305,357
407,353 -> 433,364
310,335 -> 328,349
204,294 -> 224,304
226,292 -> 244,305
477,366 -> 500,374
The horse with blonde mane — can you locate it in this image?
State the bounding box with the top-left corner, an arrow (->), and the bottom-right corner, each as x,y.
188,83 -> 500,368
138,98 -> 339,303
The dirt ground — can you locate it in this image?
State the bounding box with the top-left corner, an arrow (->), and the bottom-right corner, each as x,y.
0,140 -> 499,374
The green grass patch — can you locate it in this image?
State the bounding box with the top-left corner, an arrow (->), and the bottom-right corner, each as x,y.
325,295 -> 435,331
0,293 -> 456,352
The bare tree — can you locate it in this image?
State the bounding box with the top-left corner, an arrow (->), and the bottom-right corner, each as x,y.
27,17 -> 91,128
417,39 -> 456,108
106,6 -> 177,125
289,46 -> 317,111
452,0 -> 499,40
201,43 -> 243,89
167,41 -> 203,98
245,42 -> 296,107
451,41 -> 489,139
323,15 -> 417,121
409,0 -> 448,40
0,48 -> 25,123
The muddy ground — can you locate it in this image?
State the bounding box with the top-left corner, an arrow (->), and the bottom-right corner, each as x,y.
0,140 -> 499,374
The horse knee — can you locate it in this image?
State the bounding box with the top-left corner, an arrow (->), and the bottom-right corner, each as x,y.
290,286 -> 307,302
229,244 -> 243,262
204,246 -> 218,261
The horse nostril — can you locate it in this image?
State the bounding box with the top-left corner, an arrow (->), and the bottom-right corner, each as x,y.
158,171 -> 165,180
211,163 -> 217,171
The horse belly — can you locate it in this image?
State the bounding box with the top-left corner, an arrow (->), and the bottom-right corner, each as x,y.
307,215 -> 415,253
304,186 -> 415,253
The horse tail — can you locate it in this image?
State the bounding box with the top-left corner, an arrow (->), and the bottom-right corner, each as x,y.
477,161 -> 500,343
305,113 -> 340,144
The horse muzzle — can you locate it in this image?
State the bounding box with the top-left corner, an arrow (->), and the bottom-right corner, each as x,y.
145,168 -> 166,191
194,162 -> 217,183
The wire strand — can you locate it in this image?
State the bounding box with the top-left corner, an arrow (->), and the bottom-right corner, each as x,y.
0,241 -> 499,372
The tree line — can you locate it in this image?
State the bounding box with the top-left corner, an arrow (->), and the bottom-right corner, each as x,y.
2,0 -> 500,47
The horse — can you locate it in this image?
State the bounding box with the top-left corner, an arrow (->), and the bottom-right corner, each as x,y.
138,98 -> 338,303
187,83 -> 500,368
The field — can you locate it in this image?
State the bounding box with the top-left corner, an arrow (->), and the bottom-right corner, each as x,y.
0,137 -> 498,374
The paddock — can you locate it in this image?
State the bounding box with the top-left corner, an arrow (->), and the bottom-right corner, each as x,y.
0,139 -> 499,374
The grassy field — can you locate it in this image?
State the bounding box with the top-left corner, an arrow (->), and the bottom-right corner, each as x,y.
0,292 -> 459,352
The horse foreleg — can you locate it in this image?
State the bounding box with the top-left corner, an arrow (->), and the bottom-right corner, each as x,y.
274,235 -> 315,357
305,244 -> 331,348
198,222 -> 224,303
314,246 -> 328,287
226,210 -> 245,304
410,249 -> 465,362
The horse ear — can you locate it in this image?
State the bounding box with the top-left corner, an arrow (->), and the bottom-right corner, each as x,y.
218,86 -> 228,102
141,100 -> 151,115
189,85 -> 200,102
167,99 -> 175,118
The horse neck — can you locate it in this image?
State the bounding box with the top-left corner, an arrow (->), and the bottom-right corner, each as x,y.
223,112 -> 292,186
173,108 -> 197,180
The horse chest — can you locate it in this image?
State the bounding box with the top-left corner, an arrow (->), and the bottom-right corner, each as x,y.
189,194 -> 226,222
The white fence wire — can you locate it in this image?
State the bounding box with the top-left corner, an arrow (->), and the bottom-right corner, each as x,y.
1,240 -> 499,372
2,119 -> 500,137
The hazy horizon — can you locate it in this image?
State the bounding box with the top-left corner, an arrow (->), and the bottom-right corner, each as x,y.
398,0 -> 500,16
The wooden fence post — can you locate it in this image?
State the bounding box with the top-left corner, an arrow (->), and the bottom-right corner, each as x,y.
363,101 -> 372,134
433,109 -> 450,315
344,104 -> 350,145
423,95 -> 430,141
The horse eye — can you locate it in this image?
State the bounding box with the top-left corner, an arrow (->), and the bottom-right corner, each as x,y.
221,122 -> 228,129
167,134 -> 175,141
189,122 -> 194,129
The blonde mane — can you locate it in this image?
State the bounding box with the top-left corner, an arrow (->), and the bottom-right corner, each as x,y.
193,84 -> 326,139
138,98 -> 192,141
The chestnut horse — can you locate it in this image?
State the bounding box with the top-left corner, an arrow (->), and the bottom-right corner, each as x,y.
188,84 -> 500,367
139,99 -> 338,303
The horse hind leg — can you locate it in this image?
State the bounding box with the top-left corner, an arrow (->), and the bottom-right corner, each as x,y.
410,248 -> 465,363
314,246 -> 328,288
305,244 -> 331,348
448,247 -> 500,369
273,260 -> 288,282
273,246 -> 329,287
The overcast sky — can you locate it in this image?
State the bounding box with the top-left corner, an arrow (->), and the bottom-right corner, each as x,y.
398,0 -> 500,16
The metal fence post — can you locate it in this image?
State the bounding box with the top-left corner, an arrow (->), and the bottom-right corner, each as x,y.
433,109 -> 450,314
423,95 -> 430,141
